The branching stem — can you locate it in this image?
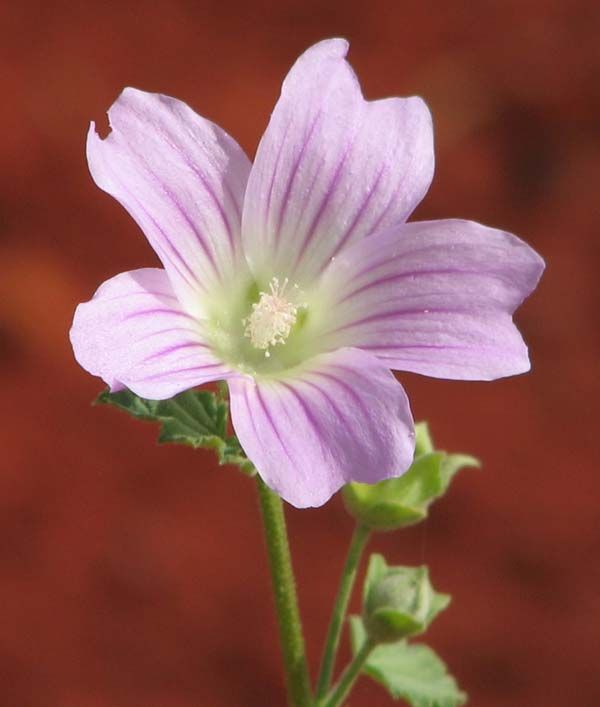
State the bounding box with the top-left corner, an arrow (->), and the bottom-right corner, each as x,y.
321,639 -> 375,707
315,524 -> 371,699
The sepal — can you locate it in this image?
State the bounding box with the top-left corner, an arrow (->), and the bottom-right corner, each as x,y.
342,422 -> 479,531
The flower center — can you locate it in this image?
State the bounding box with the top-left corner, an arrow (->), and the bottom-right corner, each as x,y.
243,278 -> 300,357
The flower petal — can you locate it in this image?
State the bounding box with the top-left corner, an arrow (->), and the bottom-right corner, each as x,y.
228,347 -> 415,508
321,219 -> 545,380
70,268 -> 236,399
242,38 -> 434,284
87,88 -> 252,315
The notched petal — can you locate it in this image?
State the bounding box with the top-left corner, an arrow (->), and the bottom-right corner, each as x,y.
242,38 -> 434,284
87,88 -> 252,315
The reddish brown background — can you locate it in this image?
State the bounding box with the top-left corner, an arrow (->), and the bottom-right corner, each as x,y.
1,1 -> 598,705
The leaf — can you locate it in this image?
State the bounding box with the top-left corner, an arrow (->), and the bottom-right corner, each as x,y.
350,617 -> 467,707
95,388 -> 254,474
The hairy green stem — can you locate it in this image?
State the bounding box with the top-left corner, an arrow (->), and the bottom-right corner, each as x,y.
256,477 -> 313,707
321,639 -> 375,707
315,524 -> 371,699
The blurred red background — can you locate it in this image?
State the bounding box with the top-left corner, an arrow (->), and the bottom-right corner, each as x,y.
1,1 -> 598,705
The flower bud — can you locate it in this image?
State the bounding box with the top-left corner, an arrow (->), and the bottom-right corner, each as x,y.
362,555 -> 450,644
342,423 -> 479,531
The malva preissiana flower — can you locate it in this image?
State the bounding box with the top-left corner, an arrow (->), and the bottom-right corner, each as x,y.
70,39 -> 544,508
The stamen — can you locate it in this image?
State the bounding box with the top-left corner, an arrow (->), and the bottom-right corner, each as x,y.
243,278 -> 301,357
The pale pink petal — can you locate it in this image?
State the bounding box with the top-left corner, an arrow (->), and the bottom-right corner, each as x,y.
87,88 -> 252,315
228,348 -> 415,508
70,268 -> 236,399
321,219 -> 545,380
242,39 -> 433,284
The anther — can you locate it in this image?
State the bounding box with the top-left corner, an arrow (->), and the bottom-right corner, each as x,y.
243,278 -> 300,357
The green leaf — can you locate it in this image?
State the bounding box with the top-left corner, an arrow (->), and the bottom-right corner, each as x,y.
95,388 -> 254,474
350,617 -> 467,707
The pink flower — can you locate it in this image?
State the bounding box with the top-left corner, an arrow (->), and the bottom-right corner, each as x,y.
70,39 -> 544,508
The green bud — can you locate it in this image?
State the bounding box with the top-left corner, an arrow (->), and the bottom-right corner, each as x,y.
362,555 -> 450,644
342,422 -> 479,531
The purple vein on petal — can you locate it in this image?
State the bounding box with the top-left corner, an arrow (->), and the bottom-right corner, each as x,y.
164,137 -> 239,256
161,139 -> 238,256
122,308 -> 197,322
273,110 -> 323,255
359,342 -> 469,352
321,161 -> 389,271
254,385 -> 296,466
347,243 -> 446,283
288,151 -> 327,245
335,268 -> 490,306
340,109 -> 412,247
308,368 -> 370,421
370,351 -> 521,368
117,135 -> 221,281
365,173 -> 406,238
293,136 -> 357,271
136,326 -> 202,343
331,306 -> 471,335
224,179 -> 243,224
288,376 -> 346,425
127,102 -> 240,258
99,290 -> 181,304
132,362 -> 226,383
97,151 -> 201,292
186,164 -> 237,256
241,384 -> 262,442
278,380 -> 332,464
163,183 -> 221,278
262,116 -> 294,238
140,341 -> 209,364
365,104 -> 422,237
367,336 -> 525,355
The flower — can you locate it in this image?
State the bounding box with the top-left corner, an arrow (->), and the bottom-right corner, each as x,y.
70,39 -> 544,508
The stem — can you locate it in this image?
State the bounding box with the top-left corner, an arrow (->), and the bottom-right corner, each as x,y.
321,640 -> 375,707
256,477 -> 313,707
315,524 -> 371,699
